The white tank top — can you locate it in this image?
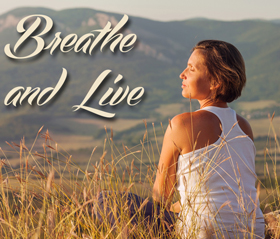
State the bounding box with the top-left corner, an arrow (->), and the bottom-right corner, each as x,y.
176,106 -> 265,239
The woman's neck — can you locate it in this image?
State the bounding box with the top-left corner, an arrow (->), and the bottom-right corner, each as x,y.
198,99 -> 228,109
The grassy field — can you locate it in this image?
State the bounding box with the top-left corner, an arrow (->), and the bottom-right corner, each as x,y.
155,103 -> 185,117
3,104 -> 278,181
71,118 -> 151,132
249,116 -> 280,138
46,118 -> 153,136
0,119 -> 279,238
237,100 -> 280,111
0,100 -> 280,238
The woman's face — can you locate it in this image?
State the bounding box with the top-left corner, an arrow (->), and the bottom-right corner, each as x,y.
180,49 -> 212,101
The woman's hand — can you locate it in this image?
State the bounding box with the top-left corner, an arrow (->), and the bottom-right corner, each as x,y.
170,201 -> 181,213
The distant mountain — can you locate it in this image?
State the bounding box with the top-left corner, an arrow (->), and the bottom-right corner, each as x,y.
270,19 -> 280,24
0,7 -> 280,140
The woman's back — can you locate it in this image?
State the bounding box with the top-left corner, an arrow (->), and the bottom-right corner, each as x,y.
176,106 -> 265,238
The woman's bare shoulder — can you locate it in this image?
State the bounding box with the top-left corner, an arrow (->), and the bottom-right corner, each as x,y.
167,113 -> 195,150
236,114 -> 254,141
170,112 -> 192,128
171,110 -> 220,127
170,110 -> 221,132
169,111 -> 221,154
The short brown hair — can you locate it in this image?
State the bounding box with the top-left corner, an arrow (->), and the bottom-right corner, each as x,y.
192,40 -> 246,103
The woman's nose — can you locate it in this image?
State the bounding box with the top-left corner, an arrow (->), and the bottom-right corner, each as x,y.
180,70 -> 186,79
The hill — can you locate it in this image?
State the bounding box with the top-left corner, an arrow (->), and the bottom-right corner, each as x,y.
0,7 -> 280,140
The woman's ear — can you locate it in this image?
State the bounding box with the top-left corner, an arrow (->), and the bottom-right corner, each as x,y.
210,82 -> 220,90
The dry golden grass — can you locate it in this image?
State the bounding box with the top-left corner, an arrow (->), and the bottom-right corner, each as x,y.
0,117 -> 279,238
237,100 -> 280,111
249,116 -> 280,138
46,132 -> 103,151
155,103 -> 185,117
71,118 -> 153,132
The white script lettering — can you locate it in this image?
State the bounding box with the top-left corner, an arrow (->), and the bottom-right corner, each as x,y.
4,14 -> 137,59
72,70 -> 145,118
4,68 -> 67,106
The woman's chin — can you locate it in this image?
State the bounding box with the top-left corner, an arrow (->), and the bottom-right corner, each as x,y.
182,92 -> 191,98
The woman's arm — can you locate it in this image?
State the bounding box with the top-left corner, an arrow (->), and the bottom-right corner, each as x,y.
152,118 -> 181,209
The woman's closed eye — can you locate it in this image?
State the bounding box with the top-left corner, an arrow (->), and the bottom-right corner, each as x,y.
187,64 -> 194,71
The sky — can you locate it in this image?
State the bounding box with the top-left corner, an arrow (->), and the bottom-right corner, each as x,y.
1,0 -> 280,21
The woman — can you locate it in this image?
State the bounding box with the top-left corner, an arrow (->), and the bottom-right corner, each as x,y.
96,40 -> 265,238
153,40 -> 265,238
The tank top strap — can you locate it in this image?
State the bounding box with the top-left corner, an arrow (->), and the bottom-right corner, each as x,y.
196,106 -> 238,135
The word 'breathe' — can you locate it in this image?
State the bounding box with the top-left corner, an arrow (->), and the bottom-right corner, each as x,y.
4,14 -> 137,59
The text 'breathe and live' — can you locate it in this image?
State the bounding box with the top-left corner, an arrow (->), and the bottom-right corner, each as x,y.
4,14 -> 145,118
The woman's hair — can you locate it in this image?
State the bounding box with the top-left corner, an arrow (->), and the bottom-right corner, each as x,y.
192,40 -> 246,103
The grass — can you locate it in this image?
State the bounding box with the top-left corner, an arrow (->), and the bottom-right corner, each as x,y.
237,100 -> 280,111
46,118 -> 155,137
249,116 -> 280,138
155,103 -> 185,117
0,116 -> 279,238
71,118 -> 152,132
